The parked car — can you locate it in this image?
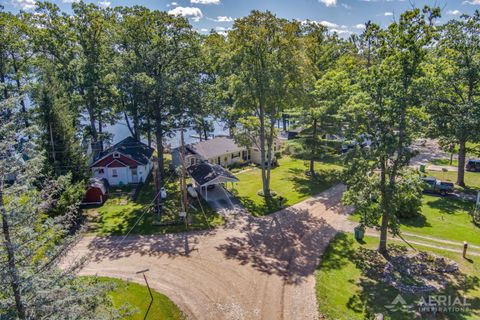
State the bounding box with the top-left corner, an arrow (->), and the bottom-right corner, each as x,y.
160,187 -> 167,199
421,177 -> 454,196
466,159 -> 480,172
187,184 -> 198,198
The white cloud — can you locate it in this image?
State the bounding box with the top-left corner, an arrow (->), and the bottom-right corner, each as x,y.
341,3 -> 351,9
319,0 -> 336,7
447,10 -> 461,15
63,0 -> 80,3
166,2 -> 178,7
200,28 -> 209,32
191,0 -> 220,4
463,0 -> 480,4
354,24 -> 365,29
212,16 -> 234,22
317,20 -> 338,28
384,12 -> 393,16
98,0 -> 111,8
11,0 -> 35,10
168,6 -> 204,21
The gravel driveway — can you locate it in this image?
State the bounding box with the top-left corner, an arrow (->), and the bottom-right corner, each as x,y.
66,184 -> 354,320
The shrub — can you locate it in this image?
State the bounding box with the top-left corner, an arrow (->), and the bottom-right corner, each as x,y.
257,189 -> 278,197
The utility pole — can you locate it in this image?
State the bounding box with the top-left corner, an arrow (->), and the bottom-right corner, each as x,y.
179,126 -> 189,223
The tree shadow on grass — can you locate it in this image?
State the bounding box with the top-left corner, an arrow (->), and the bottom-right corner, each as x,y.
235,194 -> 284,217
425,196 -> 473,215
288,167 -> 342,198
399,213 -> 432,229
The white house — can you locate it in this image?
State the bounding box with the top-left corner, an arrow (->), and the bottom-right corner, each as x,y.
90,137 -> 154,186
171,136 -> 284,169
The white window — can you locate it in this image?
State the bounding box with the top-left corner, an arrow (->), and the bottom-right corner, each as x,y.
113,152 -> 120,159
112,169 -> 118,177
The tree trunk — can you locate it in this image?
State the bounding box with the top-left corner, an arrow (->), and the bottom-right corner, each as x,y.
259,107 -> 269,197
203,120 -> 209,141
1,182 -> 27,319
310,118 -> 318,175
265,120 -> 275,192
124,112 -> 137,140
154,107 -> 165,215
11,54 -> 28,127
457,140 -> 467,187
147,117 -> 152,147
378,160 -> 389,256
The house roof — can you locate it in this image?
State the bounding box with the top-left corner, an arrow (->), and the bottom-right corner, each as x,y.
93,137 -> 154,166
88,178 -> 108,194
188,162 -> 239,186
188,137 -> 244,160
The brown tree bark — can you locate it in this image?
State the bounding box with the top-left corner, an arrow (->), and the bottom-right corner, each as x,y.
457,140 -> 467,187
1,182 -> 26,319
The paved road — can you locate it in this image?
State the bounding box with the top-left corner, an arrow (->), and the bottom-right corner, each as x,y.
65,185 -> 354,320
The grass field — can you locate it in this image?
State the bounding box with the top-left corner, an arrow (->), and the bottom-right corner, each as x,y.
430,158 -> 459,167
85,173 -> 224,235
100,277 -> 185,320
233,156 -> 343,216
426,170 -> 480,194
316,233 -> 480,320
350,195 -> 478,245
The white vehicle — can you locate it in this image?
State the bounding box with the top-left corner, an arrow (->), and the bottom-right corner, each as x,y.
160,187 -> 167,199
187,184 -> 198,198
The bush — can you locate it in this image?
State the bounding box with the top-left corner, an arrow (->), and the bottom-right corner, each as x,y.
257,189 -> 278,197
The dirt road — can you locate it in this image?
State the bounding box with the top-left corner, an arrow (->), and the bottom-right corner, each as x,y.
66,185 -> 354,320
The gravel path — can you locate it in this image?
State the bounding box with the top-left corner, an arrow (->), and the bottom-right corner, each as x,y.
65,184 -> 355,320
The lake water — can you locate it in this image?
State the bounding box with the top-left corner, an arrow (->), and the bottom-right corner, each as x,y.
105,118 -> 229,148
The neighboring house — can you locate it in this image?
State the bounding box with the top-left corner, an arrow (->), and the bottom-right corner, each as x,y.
82,178 -> 108,205
171,136 -> 284,168
90,136 -> 154,186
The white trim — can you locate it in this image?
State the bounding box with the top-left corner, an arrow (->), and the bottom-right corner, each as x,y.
90,151 -> 142,168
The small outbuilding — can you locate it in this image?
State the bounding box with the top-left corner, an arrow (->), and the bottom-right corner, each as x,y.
82,178 -> 109,205
187,162 -> 239,201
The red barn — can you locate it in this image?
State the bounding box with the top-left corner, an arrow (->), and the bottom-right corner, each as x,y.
82,178 -> 108,205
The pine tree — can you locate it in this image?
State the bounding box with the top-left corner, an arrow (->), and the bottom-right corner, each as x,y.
0,92 -> 118,319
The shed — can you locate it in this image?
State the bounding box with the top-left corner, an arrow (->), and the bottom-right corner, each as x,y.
188,162 -> 239,200
82,178 -> 108,205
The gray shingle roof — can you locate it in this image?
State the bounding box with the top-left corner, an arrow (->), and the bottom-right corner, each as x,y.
189,137 -> 244,160
97,136 -> 154,165
188,162 -> 239,186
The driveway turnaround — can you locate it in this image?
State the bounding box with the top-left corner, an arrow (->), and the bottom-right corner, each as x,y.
66,185 -> 355,320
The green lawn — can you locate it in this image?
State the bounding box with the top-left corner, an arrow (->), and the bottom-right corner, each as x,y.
233,156 -> 343,216
400,195 -> 479,245
85,173 -> 224,235
100,277 -> 185,320
350,195 -> 478,245
430,158 -> 458,167
316,233 -> 480,320
426,170 -> 480,194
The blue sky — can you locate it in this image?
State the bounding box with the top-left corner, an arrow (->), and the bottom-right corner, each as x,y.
3,0 -> 480,36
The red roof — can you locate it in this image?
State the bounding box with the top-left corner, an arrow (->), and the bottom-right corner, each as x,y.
92,154 -> 139,168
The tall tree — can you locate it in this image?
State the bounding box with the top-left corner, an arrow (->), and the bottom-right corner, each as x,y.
342,7 -> 440,256
299,23 -> 349,174
426,11 -> 480,186
227,11 -> 301,196
70,2 -> 118,155
0,92 -> 118,319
